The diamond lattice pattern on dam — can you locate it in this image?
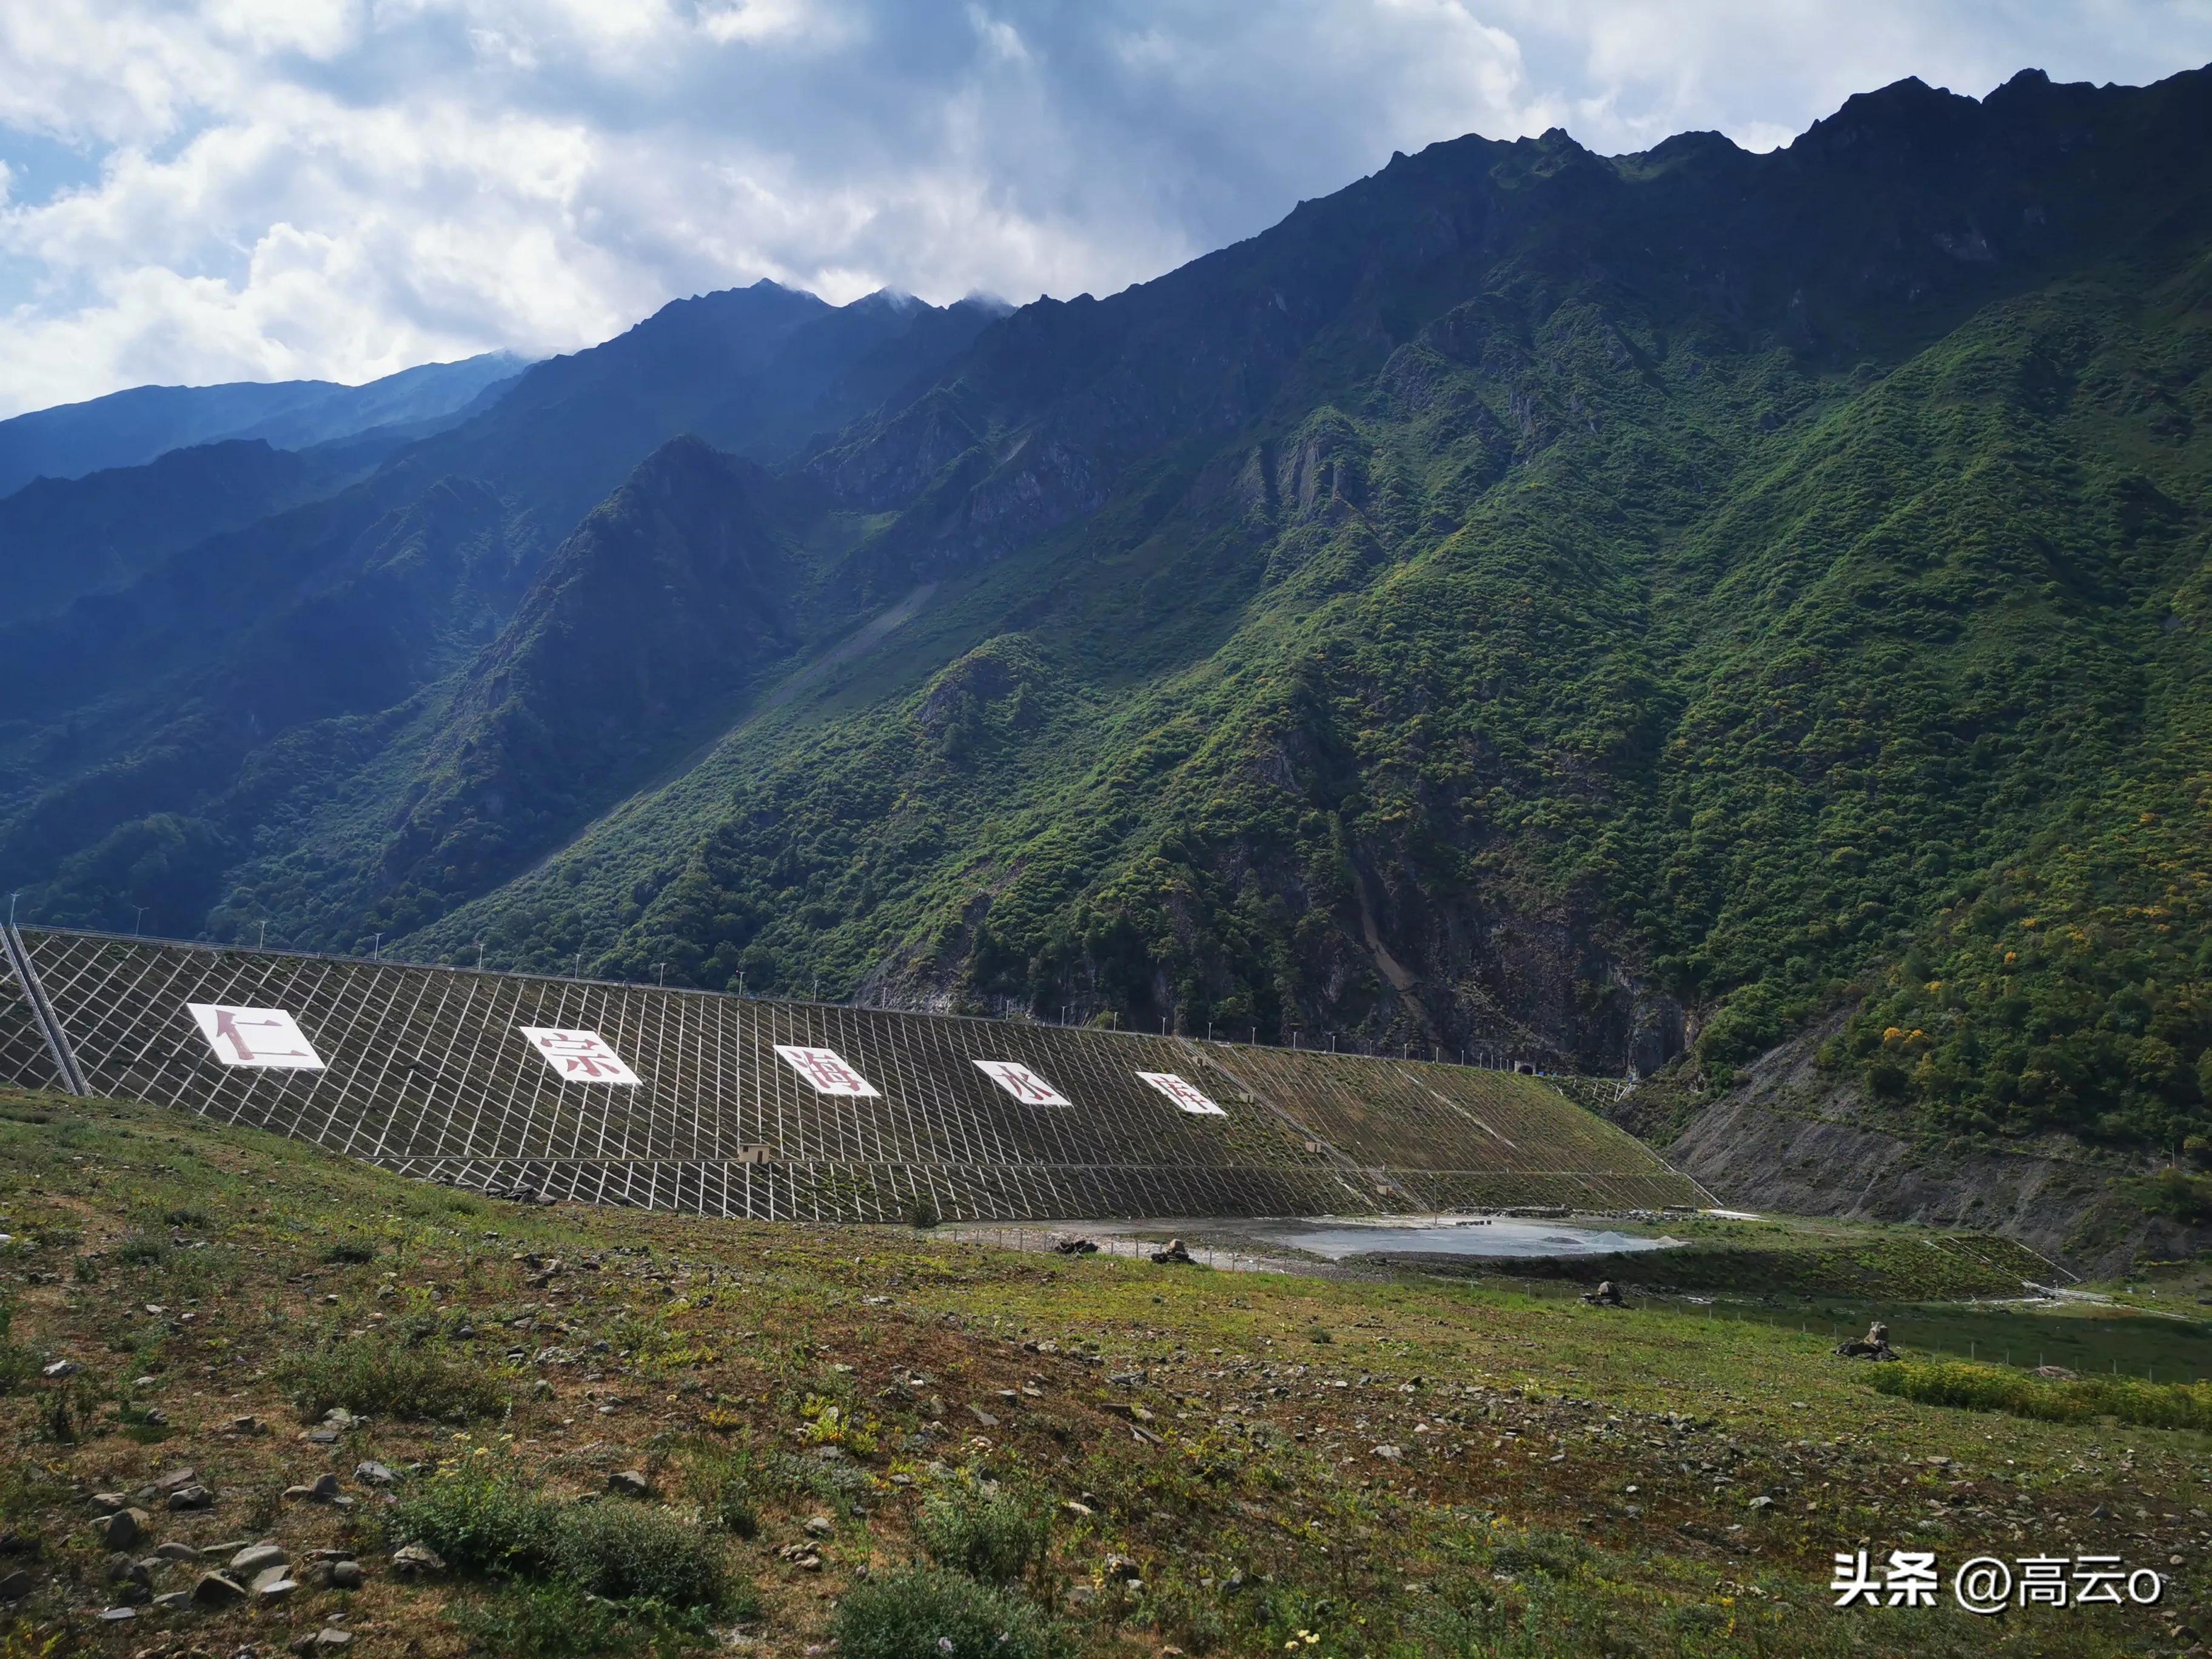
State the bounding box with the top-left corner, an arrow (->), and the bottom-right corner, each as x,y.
0,929 -> 1702,1220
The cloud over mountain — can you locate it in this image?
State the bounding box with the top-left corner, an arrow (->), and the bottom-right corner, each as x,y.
1,0 -> 2206,416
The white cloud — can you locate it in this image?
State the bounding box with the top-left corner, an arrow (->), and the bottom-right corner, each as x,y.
0,1 -> 2207,415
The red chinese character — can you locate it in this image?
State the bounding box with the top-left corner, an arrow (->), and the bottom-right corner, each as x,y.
213,1009 -> 310,1064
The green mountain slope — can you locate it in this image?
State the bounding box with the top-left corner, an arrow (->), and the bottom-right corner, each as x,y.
0,439 -> 374,626
0,287 -> 999,926
12,66 -> 2212,1180
389,70 -> 2212,1166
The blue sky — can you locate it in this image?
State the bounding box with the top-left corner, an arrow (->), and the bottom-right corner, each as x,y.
1,1 -> 2209,417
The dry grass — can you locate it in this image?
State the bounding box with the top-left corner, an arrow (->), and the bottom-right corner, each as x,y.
0,1088 -> 2199,1659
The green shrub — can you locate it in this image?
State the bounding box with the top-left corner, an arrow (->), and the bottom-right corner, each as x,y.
161,1208 -> 209,1229
391,1454 -> 734,1614
1869,1361 -> 2212,1431
915,1472 -> 1053,1586
756,1447 -> 873,1514
0,1297 -> 27,1396
684,1444 -> 761,1538
446,1584 -> 648,1658
278,1337 -> 509,1423
907,1193 -> 941,1229
70,1256 -> 99,1284
387,1453 -> 559,1576
41,1379 -> 101,1445
113,1235 -> 169,1267
449,1579 -> 749,1657
2145,1168 -> 2212,1224
554,1500 -> 729,1608
834,1568 -> 1065,1659
1488,1529 -> 1591,1581
320,1239 -> 378,1265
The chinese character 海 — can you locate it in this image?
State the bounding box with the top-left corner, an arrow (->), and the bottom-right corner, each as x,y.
773,1045 -> 881,1098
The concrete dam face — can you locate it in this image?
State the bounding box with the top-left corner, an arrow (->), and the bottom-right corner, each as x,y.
0,928 -> 1701,1221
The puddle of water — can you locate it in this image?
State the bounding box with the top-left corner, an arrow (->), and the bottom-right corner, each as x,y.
1261,1219 -> 1680,1261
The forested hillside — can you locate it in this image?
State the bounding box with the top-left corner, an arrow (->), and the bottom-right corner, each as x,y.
5,67 -> 2210,1175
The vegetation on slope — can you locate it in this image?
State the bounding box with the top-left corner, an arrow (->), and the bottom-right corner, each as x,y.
0,1088 -> 2200,1657
9,70 -> 2212,1178
419,218 -> 2211,1164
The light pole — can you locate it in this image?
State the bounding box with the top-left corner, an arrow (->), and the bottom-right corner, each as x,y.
656,962 -> 667,988
476,939 -> 486,970
7,891 -> 16,926
372,933 -> 381,960
133,905 -> 147,937
574,949 -> 584,980
257,920 -> 268,948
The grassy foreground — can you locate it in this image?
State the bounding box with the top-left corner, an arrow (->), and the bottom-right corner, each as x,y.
0,1089 -> 2202,1659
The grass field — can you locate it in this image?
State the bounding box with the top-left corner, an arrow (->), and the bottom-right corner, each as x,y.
0,1087 -> 2202,1658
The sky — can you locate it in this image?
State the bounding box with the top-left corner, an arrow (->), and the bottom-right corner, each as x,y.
1,1 -> 2210,418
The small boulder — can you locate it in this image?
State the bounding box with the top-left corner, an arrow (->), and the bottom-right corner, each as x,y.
93,1509 -> 149,1550
88,1492 -> 129,1515
153,1542 -> 201,1563
802,1515 -> 834,1538
166,1484 -> 214,1512
354,1461 -> 395,1486
606,1470 -> 651,1500
229,1543 -> 288,1576
190,1571 -> 249,1608
285,1473 -> 343,1503
152,1590 -> 192,1610
152,1467 -> 199,1495
390,1542 -> 444,1578
329,1560 -> 364,1590
252,1564 -> 298,1601
39,1361 -> 79,1379
1580,1281 -> 1626,1308
0,1569 -> 29,1602
1148,1239 -> 1195,1265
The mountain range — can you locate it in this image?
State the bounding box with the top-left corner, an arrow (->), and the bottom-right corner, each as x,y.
4,66 -> 2210,1254
0,350 -> 528,500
